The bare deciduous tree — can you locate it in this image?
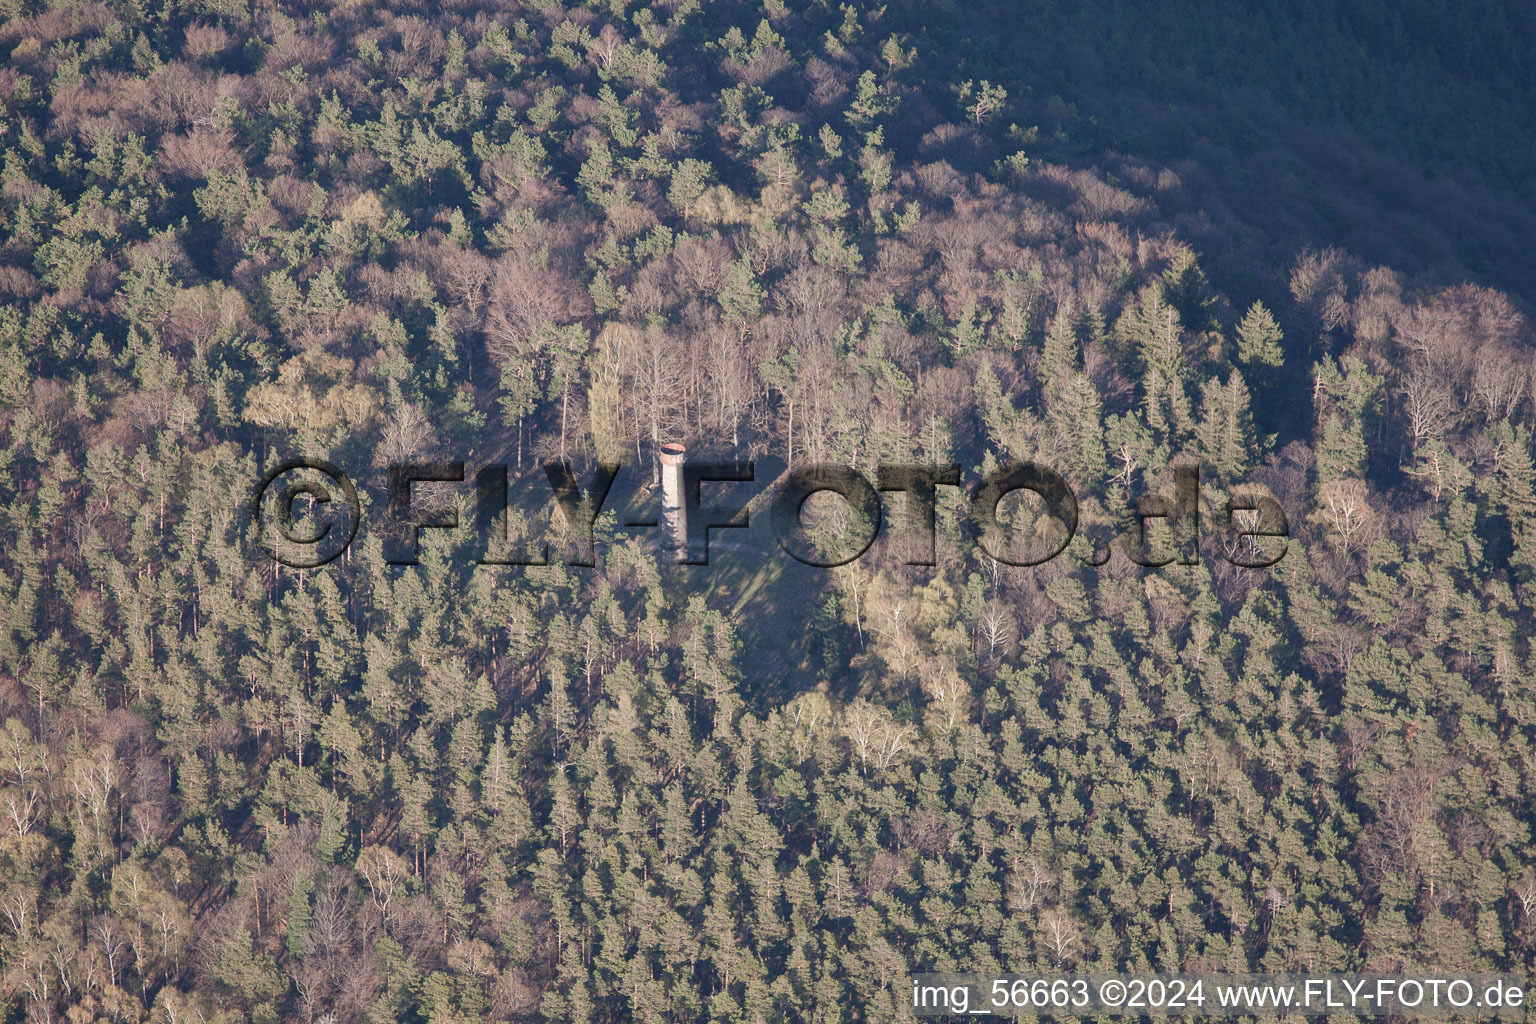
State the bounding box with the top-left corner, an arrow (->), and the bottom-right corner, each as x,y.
1399,367 -> 1455,448
1038,907 -> 1081,966
374,402 -> 439,468
587,24 -> 622,68
625,325 -> 685,459
1513,869 -> 1536,923
1313,478 -> 1375,554
1289,248 -> 1352,334
1472,354 -> 1529,423
977,601 -> 1013,662
1008,858 -> 1056,912
1360,767 -> 1441,884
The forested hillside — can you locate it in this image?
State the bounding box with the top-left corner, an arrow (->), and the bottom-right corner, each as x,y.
1,0 -> 1535,1021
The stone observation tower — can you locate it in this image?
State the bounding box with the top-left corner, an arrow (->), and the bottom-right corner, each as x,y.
659,443 -> 686,553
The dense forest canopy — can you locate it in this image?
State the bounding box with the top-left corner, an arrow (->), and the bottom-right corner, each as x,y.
900,0 -> 1536,303
0,0 -> 1535,1021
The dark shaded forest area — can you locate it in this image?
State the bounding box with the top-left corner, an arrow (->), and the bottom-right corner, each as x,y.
1,0 -> 1535,1021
